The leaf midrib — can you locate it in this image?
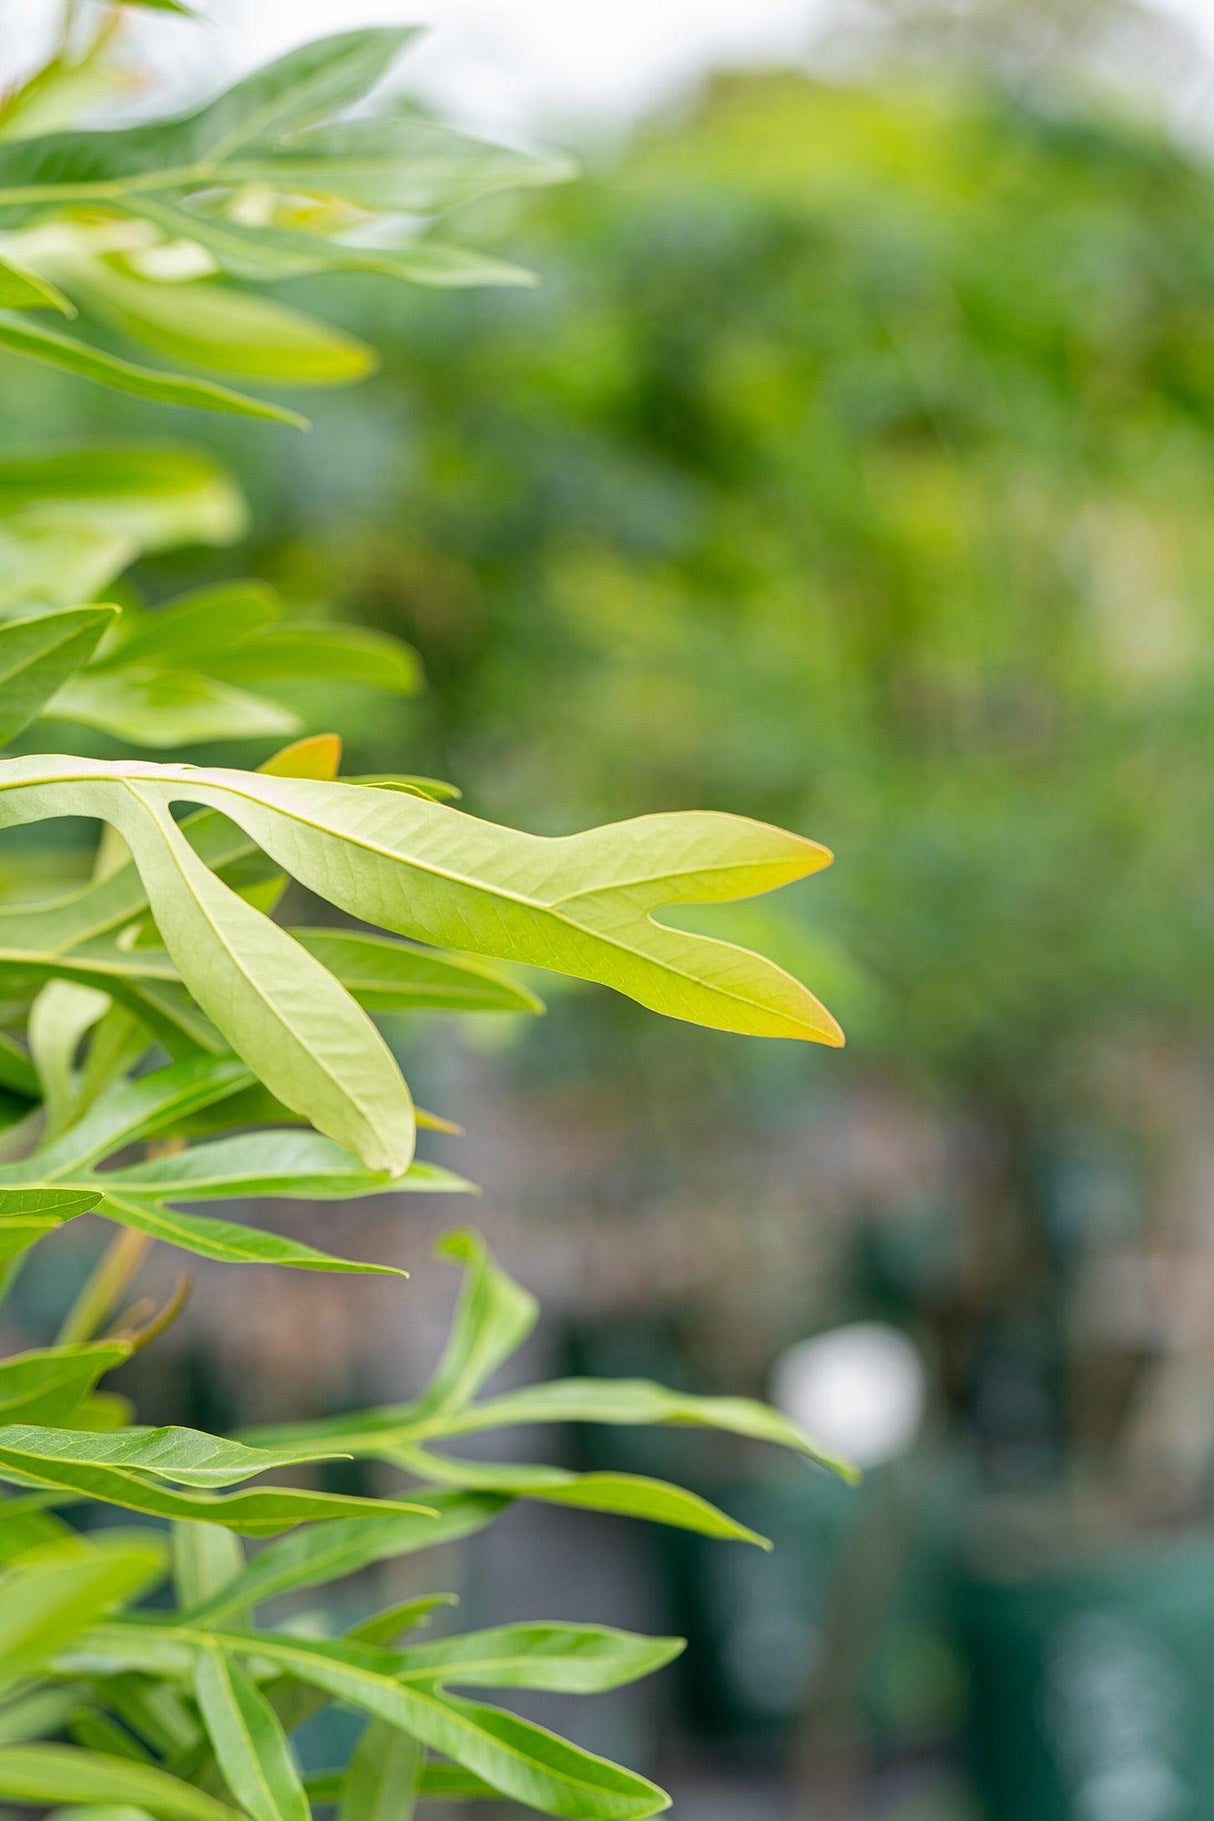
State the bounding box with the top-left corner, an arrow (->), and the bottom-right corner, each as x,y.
0,761 -> 831,1035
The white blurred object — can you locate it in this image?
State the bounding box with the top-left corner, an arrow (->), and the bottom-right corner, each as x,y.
771,1322 -> 926,1470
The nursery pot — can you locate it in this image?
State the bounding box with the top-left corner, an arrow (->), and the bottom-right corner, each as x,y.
959,1532 -> 1214,1821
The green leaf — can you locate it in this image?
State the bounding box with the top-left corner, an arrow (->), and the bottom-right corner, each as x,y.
194,1646 -> 309,1821
103,582 -> 280,673
0,1031 -> 39,1099
0,1535 -> 165,1697
228,117 -> 574,214
294,932 -> 543,1015
68,1710 -> 153,1762
209,625 -> 420,694
0,606 -> 117,746
180,1494 -> 506,1625
337,1720 -> 419,1821
109,796 -> 416,1173
127,199 -> 533,291
172,1523 -> 244,1613
308,1763 -> 499,1804
95,1187 -> 418,1275
0,316 -> 309,425
0,446 -> 246,555
415,1230 -> 539,1422
0,30 -> 421,211
394,1622 -> 684,1695
431,1377 -> 859,1479
0,1185 -> 100,1220
0,258 -> 73,313
0,1186 -> 99,1266
49,669 -> 300,747
98,1129 -> 459,1200
98,1627 -> 671,1820
0,1427 -> 438,1529
410,1693 -> 670,1818
0,1687 -> 84,1746
348,1594 -> 460,1649
349,774 -> 460,802
134,758 -> 834,1040
0,1423 -> 348,1490
243,1235 -> 856,1494
65,260 -> 377,387
394,1451 -> 773,1548
29,978 -> 113,1139
8,1056 -> 253,1178
0,1342 -> 131,1423
0,1746 -> 240,1821
188,28 -> 421,160
0,757 -> 839,1171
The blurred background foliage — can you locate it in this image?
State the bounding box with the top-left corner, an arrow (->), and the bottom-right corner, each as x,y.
230,48 -> 1214,1093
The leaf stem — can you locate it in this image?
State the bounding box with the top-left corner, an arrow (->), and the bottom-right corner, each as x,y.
58,1224 -> 150,1343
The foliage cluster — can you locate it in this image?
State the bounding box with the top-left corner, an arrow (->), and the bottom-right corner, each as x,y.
0,16 -> 846,1820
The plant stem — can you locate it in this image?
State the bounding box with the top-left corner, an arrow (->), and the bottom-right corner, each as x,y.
57,1226 -> 150,1344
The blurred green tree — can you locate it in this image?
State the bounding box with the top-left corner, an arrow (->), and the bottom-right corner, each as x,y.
233,67 -> 1214,1465
282,72 -> 1214,1098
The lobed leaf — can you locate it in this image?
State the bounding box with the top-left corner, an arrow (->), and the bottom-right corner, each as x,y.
124,759 -> 836,1042
0,757 -> 839,1172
